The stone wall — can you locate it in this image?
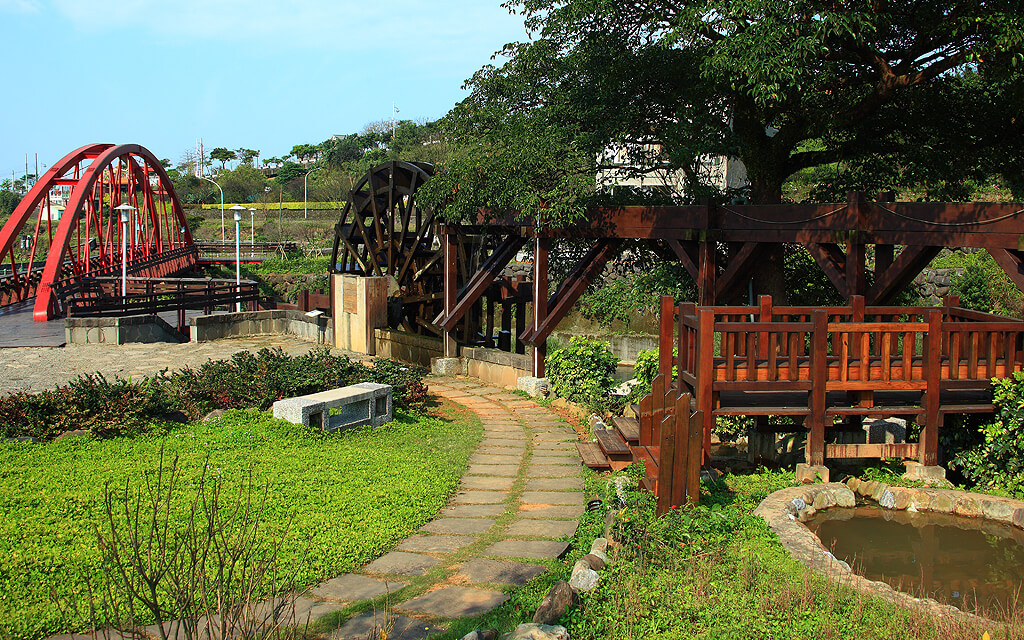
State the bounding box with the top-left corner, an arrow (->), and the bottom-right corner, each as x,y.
374,329 -> 444,368
190,310 -> 331,344
912,267 -> 962,305
66,316 -> 187,345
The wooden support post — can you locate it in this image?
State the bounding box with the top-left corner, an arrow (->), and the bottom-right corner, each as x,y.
659,296 -> 675,379
698,240 -> 716,306
696,307 -> 715,464
807,309 -> 828,466
532,236 -> 549,377
443,225 -> 457,357
921,309 -> 942,466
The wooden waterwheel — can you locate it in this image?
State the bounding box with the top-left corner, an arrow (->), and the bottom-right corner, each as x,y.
331,161 -> 448,335
331,160 -> 531,344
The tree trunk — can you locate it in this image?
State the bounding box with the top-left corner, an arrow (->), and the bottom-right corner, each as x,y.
748,176 -> 790,304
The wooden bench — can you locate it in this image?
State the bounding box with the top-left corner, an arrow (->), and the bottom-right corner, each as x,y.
272,383 -> 392,431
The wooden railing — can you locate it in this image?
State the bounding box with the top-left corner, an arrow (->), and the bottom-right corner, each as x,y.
63,277 -> 261,332
661,295 -> 1024,468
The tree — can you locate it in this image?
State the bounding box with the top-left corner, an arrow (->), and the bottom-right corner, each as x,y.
290,144 -> 318,163
210,147 -> 236,172
420,0 -> 1023,218
236,148 -> 260,167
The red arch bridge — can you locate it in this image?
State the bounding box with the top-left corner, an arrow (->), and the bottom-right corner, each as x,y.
0,144 -> 279,326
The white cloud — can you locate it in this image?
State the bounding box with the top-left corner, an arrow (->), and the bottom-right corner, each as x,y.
0,0 -> 42,13
44,0 -> 524,55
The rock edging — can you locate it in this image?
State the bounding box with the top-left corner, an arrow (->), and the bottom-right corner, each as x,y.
754,481 -> 1024,624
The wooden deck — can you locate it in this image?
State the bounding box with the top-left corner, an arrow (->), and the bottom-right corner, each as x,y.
666,295 -> 1024,467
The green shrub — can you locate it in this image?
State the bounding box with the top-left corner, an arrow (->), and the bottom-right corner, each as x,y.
578,262 -> 696,329
0,374 -> 174,441
952,371 -> 1024,497
365,358 -> 429,409
164,347 -> 428,419
626,347 -> 676,403
546,337 -> 618,410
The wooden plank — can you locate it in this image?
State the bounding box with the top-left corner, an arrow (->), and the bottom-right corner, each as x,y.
577,442 -> 610,469
826,443 -> 919,459
921,310 -> 942,466
686,407 -> 702,504
612,416 -> 640,443
595,429 -> 631,456
656,412 -> 676,514
630,445 -> 659,481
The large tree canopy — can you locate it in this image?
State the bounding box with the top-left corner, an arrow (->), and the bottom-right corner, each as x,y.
419,0 -> 1023,221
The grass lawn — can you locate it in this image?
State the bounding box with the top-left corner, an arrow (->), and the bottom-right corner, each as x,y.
0,404 -> 480,640
431,469 -> 1015,640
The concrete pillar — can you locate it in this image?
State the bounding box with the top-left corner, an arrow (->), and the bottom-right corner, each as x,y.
332,274 -> 388,355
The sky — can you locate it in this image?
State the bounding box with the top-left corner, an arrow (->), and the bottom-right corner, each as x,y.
0,0 -> 529,180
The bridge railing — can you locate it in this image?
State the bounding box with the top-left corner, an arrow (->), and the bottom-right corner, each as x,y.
194,242 -> 298,258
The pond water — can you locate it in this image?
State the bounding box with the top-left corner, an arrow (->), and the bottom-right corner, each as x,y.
806,505 -> 1024,618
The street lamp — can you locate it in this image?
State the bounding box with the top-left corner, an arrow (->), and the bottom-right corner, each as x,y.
230,204 -> 246,312
114,203 -> 135,298
303,167 -> 319,220
249,208 -> 256,257
199,176 -> 225,242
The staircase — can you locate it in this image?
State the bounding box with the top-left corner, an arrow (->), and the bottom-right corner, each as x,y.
576,406 -> 641,473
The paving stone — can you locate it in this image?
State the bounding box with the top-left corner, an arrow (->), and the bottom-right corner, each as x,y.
470,453 -> 522,465
364,551 -> 440,576
398,586 -> 509,618
330,612 -> 439,640
530,455 -> 580,466
292,596 -> 347,624
528,465 -> 581,478
534,442 -> 577,452
421,518 -> 496,535
506,519 -> 579,539
518,504 -> 585,519
455,558 -> 547,586
525,477 -> 583,491
483,540 -> 569,560
462,476 -> 516,491
521,492 -> 586,506
440,503 -> 507,518
466,464 -> 520,476
452,490 -> 509,504
479,438 -> 527,448
397,535 -> 478,553
311,574 -> 407,602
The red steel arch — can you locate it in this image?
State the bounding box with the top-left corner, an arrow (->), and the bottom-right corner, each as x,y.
0,144 -> 195,320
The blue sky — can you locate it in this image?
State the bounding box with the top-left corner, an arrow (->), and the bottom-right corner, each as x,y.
0,0 -> 528,179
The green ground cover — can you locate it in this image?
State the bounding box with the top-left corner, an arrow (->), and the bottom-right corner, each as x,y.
431,469 -> 1012,640
0,406 -> 480,640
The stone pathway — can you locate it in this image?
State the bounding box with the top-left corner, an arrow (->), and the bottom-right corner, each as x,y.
308,377 -> 584,639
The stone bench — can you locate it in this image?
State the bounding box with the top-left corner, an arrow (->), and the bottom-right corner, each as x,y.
272,383 -> 392,431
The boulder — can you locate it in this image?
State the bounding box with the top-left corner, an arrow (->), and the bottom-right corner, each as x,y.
532,581 -> 575,625
502,624 -> 569,640
568,560 -> 600,592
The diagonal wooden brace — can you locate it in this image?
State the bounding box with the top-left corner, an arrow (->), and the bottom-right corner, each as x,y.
805,242 -> 849,298
433,234 -> 525,330
519,238 -> 623,345
865,245 -> 941,305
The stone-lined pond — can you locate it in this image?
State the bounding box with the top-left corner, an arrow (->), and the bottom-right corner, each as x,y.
806,505 -> 1024,617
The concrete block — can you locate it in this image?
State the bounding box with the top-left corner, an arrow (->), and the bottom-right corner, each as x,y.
866,417 -> 906,444
272,382 -> 393,431
518,377 -> 552,399
903,462 -> 946,482
795,464 -> 830,484
432,357 -> 464,376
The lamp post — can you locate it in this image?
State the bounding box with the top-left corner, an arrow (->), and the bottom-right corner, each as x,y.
114,203 -> 135,299
230,204 -> 246,312
303,167 -> 319,220
249,208 -> 256,257
199,176 -> 225,242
